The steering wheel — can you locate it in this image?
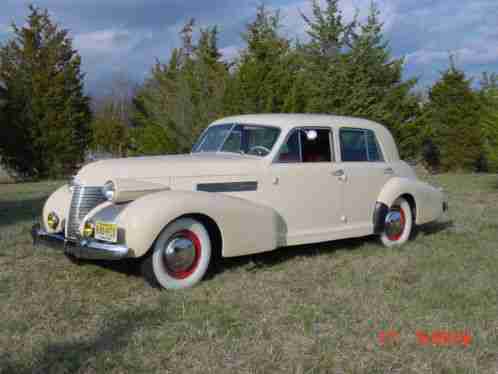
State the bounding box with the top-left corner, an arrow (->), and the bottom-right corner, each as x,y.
248,145 -> 271,156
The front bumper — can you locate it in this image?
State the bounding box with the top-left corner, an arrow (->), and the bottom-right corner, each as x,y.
31,223 -> 130,261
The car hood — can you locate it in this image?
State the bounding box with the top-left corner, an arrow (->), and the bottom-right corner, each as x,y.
76,153 -> 265,186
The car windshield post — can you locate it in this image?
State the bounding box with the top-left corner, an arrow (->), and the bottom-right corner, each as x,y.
193,124 -> 234,153
217,123 -> 237,152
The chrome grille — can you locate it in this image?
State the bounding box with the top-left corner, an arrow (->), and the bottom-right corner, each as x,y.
66,185 -> 106,240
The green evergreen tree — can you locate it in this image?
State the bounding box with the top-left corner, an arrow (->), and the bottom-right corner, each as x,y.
0,5 -> 91,178
300,0 -> 355,112
345,3 -> 418,135
479,72 -> 498,172
91,101 -> 130,156
226,5 -> 303,114
132,20 -> 228,154
425,58 -> 482,171
301,1 -> 418,140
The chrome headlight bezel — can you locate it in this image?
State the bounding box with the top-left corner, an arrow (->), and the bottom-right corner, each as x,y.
102,181 -> 116,201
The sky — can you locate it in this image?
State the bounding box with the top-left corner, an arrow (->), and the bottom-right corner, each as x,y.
0,0 -> 496,95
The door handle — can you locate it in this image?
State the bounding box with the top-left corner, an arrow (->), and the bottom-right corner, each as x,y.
384,167 -> 394,175
332,169 -> 347,181
332,169 -> 344,176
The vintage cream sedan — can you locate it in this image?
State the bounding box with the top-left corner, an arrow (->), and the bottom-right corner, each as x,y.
32,114 -> 447,289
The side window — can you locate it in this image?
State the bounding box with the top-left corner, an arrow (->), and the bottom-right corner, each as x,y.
340,128 -> 384,162
277,128 -> 333,163
366,129 -> 384,161
340,129 -> 368,161
300,129 -> 332,163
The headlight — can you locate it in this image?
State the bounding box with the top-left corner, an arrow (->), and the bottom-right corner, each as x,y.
47,212 -> 59,230
102,181 -> 116,201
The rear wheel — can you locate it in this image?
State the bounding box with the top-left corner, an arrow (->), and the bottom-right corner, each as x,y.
142,217 -> 212,289
380,197 -> 413,247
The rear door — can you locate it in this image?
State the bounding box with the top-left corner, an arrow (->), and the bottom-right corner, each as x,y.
336,127 -> 393,228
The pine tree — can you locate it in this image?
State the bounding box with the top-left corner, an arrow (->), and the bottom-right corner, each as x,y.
425,58 -> 482,171
345,3 -> 418,137
479,72 -> 498,172
132,20 -> 228,154
227,5 -> 303,114
301,0 -> 353,113
301,1 -> 418,140
0,5 -> 91,178
90,74 -> 135,157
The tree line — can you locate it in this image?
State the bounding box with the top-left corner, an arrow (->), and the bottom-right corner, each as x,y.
0,2 -> 497,179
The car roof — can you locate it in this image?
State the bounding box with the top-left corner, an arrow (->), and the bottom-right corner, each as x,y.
210,114 -> 400,162
210,114 -> 386,132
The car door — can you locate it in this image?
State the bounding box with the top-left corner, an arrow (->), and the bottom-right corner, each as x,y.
262,127 -> 345,244
335,127 -> 393,229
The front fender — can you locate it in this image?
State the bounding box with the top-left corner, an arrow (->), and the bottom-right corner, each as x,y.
42,184 -> 71,233
114,190 -> 283,258
376,177 -> 444,225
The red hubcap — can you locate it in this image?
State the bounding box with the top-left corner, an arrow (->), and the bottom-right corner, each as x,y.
386,207 -> 406,241
162,230 -> 201,279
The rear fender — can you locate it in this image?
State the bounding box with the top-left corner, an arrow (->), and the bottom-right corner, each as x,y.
376,177 -> 444,226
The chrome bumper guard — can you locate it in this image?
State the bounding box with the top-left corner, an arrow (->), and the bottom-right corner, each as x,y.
31,223 -> 130,261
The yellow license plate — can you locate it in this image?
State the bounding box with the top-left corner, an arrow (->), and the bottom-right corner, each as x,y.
95,222 -> 118,243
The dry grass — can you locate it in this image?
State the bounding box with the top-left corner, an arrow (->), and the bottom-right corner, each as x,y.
1,174 -> 498,373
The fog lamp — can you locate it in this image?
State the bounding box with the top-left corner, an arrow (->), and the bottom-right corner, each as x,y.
83,221 -> 95,238
47,212 -> 60,230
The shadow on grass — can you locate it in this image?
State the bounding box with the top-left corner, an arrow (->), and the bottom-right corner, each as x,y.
0,196 -> 48,227
69,237 -> 368,283
208,220 -> 454,278
66,256 -> 143,278
207,236 -> 369,279
413,220 -> 454,238
63,220 -> 454,283
0,306 -> 161,373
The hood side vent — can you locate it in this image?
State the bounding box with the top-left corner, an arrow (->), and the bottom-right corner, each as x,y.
196,181 -> 258,193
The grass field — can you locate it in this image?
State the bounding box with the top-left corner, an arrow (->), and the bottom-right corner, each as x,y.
0,174 -> 497,373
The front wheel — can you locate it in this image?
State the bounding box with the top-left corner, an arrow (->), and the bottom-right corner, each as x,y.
142,217 -> 212,289
380,197 -> 413,247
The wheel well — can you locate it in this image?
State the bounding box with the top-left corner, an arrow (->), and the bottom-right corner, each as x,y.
182,213 -> 223,259
400,194 -> 416,221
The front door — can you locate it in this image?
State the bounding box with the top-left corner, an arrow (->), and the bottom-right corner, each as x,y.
262,127 -> 345,245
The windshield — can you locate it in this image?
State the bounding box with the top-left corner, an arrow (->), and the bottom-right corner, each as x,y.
192,124 -> 281,157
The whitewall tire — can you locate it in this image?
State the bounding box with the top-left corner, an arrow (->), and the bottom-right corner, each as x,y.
142,217 -> 212,289
380,197 -> 413,247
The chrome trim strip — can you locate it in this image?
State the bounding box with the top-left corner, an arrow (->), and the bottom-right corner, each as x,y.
32,224 -> 130,261
197,181 -> 258,193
